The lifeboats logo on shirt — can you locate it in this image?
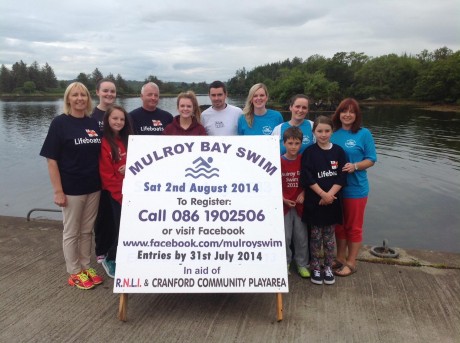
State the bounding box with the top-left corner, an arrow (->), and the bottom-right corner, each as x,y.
152,120 -> 163,127
345,139 -> 356,148
85,129 -> 99,137
74,129 -> 101,145
262,126 -> 272,135
330,160 -> 338,170
215,121 -> 224,128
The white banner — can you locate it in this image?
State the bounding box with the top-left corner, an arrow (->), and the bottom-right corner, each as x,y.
114,136 -> 288,293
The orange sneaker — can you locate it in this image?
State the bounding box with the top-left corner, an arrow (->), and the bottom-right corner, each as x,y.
84,268 -> 104,285
68,272 -> 94,290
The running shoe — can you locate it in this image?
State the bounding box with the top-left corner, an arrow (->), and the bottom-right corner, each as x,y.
102,258 -> 116,279
324,267 -> 336,285
311,269 -> 323,285
297,266 -> 311,278
68,272 -> 94,290
84,268 -> 104,285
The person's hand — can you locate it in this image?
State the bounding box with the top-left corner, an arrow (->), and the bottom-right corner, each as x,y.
283,198 -> 296,207
342,162 -> 356,173
296,193 -> 304,204
118,165 -> 126,175
54,191 -> 67,207
319,191 -> 336,205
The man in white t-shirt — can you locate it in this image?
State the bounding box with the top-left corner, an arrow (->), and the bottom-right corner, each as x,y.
201,81 -> 242,135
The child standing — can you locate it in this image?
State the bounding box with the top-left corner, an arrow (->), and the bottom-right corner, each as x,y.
281,127 -> 310,278
99,105 -> 133,278
92,78 -> 117,264
300,115 -> 347,285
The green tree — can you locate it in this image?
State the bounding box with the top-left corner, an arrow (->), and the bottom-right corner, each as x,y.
413,51 -> 460,102
90,68 -> 104,90
0,64 -> 14,92
304,71 -> 340,103
271,68 -> 307,105
355,54 -> 420,99
76,73 -> 90,88
227,67 -> 247,95
304,54 -> 328,74
23,81 -> 36,93
115,74 -> 131,95
42,63 -> 58,89
433,46 -> 453,61
11,60 -> 28,90
28,61 -> 45,91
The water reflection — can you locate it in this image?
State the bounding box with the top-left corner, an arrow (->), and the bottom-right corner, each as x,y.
0,99 -> 459,252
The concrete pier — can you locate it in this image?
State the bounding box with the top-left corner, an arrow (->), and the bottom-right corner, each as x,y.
0,215 -> 459,342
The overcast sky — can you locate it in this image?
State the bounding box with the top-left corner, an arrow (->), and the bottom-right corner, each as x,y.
1,0 -> 459,83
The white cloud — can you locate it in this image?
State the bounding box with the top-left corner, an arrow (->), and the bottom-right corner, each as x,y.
1,0 -> 459,82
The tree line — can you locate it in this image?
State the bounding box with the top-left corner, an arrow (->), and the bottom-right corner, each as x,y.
0,61 -> 58,94
0,62 -> 210,95
227,46 -> 460,106
1,46 -> 458,105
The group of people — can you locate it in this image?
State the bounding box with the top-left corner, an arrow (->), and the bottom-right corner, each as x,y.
40,79 -> 376,290
280,97 -> 377,285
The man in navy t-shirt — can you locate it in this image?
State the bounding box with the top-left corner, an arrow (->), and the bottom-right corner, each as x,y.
129,82 -> 173,135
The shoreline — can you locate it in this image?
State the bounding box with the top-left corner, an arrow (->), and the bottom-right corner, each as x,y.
359,99 -> 460,113
1,94 -> 459,113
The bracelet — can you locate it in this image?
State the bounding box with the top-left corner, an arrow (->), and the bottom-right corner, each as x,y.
354,163 -> 359,171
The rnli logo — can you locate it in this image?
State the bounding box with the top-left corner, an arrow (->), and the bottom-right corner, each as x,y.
152,120 -> 163,127
345,139 -> 356,148
262,126 -> 272,135
85,129 -> 99,137
303,136 -> 311,144
330,160 -> 338,170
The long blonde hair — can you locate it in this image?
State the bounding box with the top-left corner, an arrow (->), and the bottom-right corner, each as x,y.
242,83 -> 268,128
63,82 -> 93,116
177,91 -> 202,123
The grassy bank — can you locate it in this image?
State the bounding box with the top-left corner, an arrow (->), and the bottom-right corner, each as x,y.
359,99 -> 460,113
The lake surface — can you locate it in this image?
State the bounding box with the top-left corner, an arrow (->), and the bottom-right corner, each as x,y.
1,97 -> 459,253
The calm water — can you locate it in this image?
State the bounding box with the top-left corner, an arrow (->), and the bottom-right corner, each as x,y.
1,97 -> 459,253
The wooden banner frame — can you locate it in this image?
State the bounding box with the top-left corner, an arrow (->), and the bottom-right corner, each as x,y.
117,293 -> 283,322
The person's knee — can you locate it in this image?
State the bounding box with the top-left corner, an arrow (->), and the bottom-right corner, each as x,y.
335,225 -> 346,240
349,227 -> 362,242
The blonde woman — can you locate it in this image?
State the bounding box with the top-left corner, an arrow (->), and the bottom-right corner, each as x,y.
237,83 -> 283,135
40,82 -> 103,290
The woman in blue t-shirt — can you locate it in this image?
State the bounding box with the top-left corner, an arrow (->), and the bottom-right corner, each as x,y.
40,82 -> 104,290
237,83 -> 283,135
330,98 -> 377,277
272,94 -> 315,154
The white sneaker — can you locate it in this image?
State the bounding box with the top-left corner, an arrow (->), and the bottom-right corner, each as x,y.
324,267 -> 335,285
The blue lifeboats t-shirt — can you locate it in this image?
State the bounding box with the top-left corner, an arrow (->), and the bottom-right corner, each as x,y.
40,114 -> 102,195
272,120 -> 315,155
331,127 -> 377,198
237,109 -> 284,136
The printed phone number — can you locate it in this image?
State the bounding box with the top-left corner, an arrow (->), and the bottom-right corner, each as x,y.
139,209 -> 266,222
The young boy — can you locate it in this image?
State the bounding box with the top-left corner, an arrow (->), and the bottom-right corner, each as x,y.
281,127 -> 310,278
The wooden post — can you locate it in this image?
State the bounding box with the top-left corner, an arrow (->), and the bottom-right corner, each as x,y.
118,293 -> 128,321
276,293 -> 283,321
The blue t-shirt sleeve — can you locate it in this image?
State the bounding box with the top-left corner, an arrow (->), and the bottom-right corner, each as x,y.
363,129 -> 377,162
40,116 -> 62,160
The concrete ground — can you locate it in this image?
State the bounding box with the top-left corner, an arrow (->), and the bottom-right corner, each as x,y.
0,215 -> 459,343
